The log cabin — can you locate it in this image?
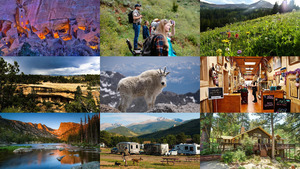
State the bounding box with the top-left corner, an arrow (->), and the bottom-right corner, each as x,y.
217,126 -> 296,159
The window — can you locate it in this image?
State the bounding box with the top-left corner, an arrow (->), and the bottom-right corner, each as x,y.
136,145 -> 138,148
185,146 -> 188,150
131,145 -> 133,149
197,146 -> 200,150
200,57 -> 209,87
253,133 -> 262,137
190,147 -> 194,151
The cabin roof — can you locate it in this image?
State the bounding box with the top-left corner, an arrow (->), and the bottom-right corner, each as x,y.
233,126 -> 272,139
219,136 -> 234,139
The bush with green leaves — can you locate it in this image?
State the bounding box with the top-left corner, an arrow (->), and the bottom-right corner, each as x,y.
222,151 -> 234,164
241,133 -> 255,156
233,149 -> 246,163
275,157 -> 281,162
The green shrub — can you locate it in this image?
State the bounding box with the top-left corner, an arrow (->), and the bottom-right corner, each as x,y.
254,155 -> 261,162
238,167 -> 246,169
275,157 -> 281,162
172,0 -> 178,12
222,152 -> 234,164
241,133 -> 255,156
233,149 -> 246,163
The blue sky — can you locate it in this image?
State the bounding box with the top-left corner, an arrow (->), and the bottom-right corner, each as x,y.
100,57 -> 200,94
2,57 -> 100,75
202,0 -> 299,6
0,113 -> 97,129
100,113 -> 200,126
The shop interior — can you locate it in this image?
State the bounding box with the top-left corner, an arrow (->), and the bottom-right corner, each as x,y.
200,56 -> 300,113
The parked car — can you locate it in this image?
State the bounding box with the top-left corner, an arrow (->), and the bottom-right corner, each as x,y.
111,147 -> 118,154
166,149 -> 178,156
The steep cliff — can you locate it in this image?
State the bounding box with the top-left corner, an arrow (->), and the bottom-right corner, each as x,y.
0,0 -> 100,56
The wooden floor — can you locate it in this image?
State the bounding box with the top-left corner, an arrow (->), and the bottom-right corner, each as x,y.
241,89 -> 274,113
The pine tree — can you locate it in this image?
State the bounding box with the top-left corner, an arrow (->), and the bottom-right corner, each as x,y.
272,2 -> 279,14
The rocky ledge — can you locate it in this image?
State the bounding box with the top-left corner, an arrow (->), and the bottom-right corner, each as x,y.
147,103 -> 200,112
71,161 -> 100,169
0,0 -> 99,56
13,148 -> 33,153
100,104 -> 120,113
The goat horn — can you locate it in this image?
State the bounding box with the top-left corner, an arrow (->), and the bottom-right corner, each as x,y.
159,68 -> 162,74
163,67 -> 166,74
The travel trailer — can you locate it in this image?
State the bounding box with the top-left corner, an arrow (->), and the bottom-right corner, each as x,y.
116,142 -> 140,154
174,143 -> 200,155
144,143 -> 169,155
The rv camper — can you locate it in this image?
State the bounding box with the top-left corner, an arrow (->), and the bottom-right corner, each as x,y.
117,142 -> 140,155
174,143 -> 200,155
144,143 -> 169,155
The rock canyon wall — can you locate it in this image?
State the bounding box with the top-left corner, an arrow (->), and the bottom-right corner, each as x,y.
0,0 -> 100,56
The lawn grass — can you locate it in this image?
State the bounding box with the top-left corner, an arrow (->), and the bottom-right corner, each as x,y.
100,148 -> 200,169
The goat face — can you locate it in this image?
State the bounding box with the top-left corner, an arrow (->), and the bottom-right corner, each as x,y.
160,75 -> 167,86
158,67 -> 170,87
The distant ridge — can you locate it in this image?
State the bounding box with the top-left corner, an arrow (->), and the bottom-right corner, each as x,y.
200,0 -> 273,9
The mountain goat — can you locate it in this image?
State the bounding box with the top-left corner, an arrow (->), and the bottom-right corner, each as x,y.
117,67 -> 170,112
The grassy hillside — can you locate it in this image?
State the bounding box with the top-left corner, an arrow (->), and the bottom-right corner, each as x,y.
127,121 -> 180,134
100,0 -> 200,56
138,118 -> 200,138
200,11 -> 300,56
107,126 -> 138,137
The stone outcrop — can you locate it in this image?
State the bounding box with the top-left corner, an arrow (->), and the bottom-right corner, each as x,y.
16,82 -> 100,112
0,0 -> 100,56
100,104 -> 120,113
13,148 -> 33,153
56,155 -> 66,161
0,117 -> 55,138
71,161 -> 100,169
147,103 -> 200,112
0,116 -> 89,143
54,122 -> 81,141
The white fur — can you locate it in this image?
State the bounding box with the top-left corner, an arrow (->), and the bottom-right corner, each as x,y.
117,68 -> 170,112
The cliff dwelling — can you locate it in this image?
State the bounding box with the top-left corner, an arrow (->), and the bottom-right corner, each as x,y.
0,0 -> 100,56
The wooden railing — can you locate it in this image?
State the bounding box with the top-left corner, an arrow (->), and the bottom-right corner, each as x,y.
221,143 -> 296,151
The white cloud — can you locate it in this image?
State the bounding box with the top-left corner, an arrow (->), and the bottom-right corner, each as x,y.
32,58 -> 100,75
103,114 -> 158,124
168,76 -> 184,83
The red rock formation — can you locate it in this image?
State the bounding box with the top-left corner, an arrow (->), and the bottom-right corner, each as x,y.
0,0 -> 100,56
54,122 -> 81,141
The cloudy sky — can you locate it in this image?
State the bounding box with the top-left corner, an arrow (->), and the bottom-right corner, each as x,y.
101,57 -> 200,94
100,113 -> 200,126
202,0 -> 300,6
0,113 -> 97,129
2,57 -> 100,75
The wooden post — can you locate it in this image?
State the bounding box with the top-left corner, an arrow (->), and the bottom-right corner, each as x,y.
289,148 -> 290,160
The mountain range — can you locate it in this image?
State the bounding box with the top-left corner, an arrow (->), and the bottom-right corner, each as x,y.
100,71 -> 200,112
138,118 -> 200,138
102,118 -> 200,138
101,117 -> 184,136
0,115 -> 82,143
200,0 -> 274,9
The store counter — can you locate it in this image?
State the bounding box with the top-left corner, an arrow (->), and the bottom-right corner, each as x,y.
261,90 -> 284,110
213,93 -> 241,112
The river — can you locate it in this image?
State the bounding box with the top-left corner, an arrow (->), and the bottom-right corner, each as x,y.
0,143 -> 100,169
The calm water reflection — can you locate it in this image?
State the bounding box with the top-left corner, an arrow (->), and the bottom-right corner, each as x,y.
0,143 -> 100,169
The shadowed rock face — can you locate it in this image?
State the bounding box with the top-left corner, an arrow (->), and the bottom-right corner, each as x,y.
0,0 -> 100,56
